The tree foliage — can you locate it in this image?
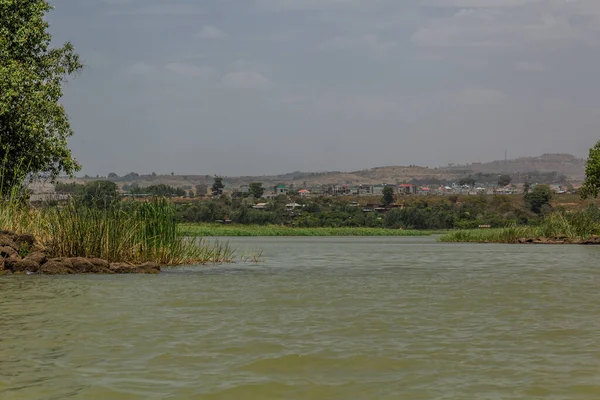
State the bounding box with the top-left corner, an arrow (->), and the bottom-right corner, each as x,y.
458,177 -> 476,187
248,182 -> 264,199
524,185 -> 552,214
497,175 -> 511,187
0,0 -> 83,193
580,140 -> 600,199
381,186 -> 395,206
212,177 -> 224,196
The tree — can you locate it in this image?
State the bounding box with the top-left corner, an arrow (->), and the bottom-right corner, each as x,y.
248,182 -> 265,199
381,186 -> 395,206
497,174 -> 511,187
81,180 -> 118,209
580,140 -> 600,199
524,184 -> 552,214
212,177 -> 224,196
0,1 -> 83,194
458,177 -> 476,187
523,182 -> 531,195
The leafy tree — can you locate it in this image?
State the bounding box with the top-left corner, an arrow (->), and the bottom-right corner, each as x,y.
580,140 -> 600,199
381,186 -> 395,206
0,0 -> 82,193
55,181 -> 84,194
146,184 -> 185,197
107,172 -> 119,179
212,176 -> 224,197
524,185 -> 552,214
523,182 -> 530,194
497,174 -> 511,187
81,180 -> 118,209
248,182 -> 265,198
458,177 -> 476,187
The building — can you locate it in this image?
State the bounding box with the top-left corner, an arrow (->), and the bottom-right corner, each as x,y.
398,183 -> 417,195
274,184 -> 287,196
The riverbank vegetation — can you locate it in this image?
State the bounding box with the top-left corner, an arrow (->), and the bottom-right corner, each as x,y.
0,188 -> 235,264
441,141 -> 600,244
440,206 -> 600,243
180,224 -> 434,237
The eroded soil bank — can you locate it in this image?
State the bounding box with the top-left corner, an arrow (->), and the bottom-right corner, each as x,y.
0,231 -> 160,275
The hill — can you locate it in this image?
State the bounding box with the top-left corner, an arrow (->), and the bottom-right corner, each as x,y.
63,153 -> 586,191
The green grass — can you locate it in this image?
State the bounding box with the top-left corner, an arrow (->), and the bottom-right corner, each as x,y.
440,207 -> 600,243
179,223 -> 434,237
0,197 -> 235,265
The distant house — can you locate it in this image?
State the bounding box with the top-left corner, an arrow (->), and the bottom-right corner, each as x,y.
298,189 -> 311,197
275,184 -> 287,195
358,185 -> 372,196
27,181 -> 70,203
195,184 -> 208,196
285,203 -> 302,210
372,184 -> 386,196
398,183 -> 417,195
252,203 -> 268,210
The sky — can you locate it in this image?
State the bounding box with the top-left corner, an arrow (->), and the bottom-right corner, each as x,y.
48,0 -> 600,177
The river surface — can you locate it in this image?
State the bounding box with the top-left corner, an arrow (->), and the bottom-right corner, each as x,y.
1,236 -> 600,399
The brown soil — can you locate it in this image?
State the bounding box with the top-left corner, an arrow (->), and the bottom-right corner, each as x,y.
517,236 -> 600,245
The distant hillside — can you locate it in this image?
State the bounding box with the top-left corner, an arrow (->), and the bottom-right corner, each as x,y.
454,153 -> 585,181
64,153 -> 586,191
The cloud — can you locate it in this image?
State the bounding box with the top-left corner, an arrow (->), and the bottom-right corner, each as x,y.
222,71 -> 271,89
107,4 -> 205,16
411,4 -> 594,50
197,25 -> 225,39
320,34 -> 395,56
256,0 -> 378,11
124,62 -> 155,76
165,63 -> 216,78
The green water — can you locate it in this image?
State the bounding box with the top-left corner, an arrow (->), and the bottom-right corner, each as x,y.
1,237 -> 600,399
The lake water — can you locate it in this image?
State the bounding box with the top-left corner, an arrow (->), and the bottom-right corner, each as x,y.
1,236 -> 600,400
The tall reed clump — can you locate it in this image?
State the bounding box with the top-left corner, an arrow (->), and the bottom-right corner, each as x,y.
439,225 -> 535,243
40,198 -> 234,265
440,205 -> 600,243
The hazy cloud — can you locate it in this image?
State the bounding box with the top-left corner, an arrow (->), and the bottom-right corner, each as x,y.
197,25 -> 225,39
165,63 -> 217,79
222,71 -> 271,89
47,0 -> 600,176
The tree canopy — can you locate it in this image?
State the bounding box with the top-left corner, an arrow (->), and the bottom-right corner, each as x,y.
381,186 -> 395,206
580,140 -> 600,199
248,182 -> 265,199
497,175 -> 511,187
524,184 -> 552,214
212,177 -> 224,196
0,0 -> 82,194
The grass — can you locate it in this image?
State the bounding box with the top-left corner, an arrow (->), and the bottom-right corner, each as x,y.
179,223 -> 435,237
0,196 -> 236,265
440,206 -> 600,243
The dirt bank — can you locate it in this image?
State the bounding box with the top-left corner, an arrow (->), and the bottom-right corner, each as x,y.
517,236 -> 600,245
0,231 -> 160,275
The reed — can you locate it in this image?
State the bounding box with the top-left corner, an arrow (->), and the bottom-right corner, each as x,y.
440,206 -> 600,243
0,194 -> 236,265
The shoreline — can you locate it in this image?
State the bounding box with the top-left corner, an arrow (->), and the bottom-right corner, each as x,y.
0,231 -> 160,275
179,224 -> 437,237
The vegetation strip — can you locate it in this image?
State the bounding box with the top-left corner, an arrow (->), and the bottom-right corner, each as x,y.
439,207 -> 600,244
180,224 -> 433,237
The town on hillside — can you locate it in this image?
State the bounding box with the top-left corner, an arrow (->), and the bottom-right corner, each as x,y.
26,153 -> 583,203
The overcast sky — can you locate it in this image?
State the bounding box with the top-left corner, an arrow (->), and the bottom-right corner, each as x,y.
49,0 -> 600,176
